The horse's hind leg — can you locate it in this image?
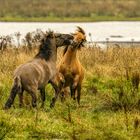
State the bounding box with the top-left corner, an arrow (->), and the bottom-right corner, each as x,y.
4,87 -> 17,109
4,85 -> 21,109
77,85 -> 81,105
18,89 -> 24,107
4,76 -> 22,109
40,87 -> 46,108
70,85 -> 76,100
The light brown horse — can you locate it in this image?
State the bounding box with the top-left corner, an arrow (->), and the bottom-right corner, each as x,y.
4,31 -> 73,109
50,27 -> 86,107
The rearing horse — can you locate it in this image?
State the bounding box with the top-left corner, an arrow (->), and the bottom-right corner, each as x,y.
4,31 -> 73,109
50,27 -> 86,107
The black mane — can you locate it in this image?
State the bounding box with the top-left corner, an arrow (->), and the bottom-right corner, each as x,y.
63,45 -> 69,56
35,32 -> 53,61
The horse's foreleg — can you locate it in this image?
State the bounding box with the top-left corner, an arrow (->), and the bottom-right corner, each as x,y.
60,87 -> 69,102
40,87 -> 46,108
49,80 -> 60,108
29,90 -> 37,108
70,75 -> 80,100
70,85 -> 76,100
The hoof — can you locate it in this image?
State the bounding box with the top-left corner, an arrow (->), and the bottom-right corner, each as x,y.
73,97 -> 76,100
61,96 -> 65,103
50,98 -> 56,108
3,105 -> 10,110
19,104 -> 24,108
4,102 -> 12,110
40,103 -> 44,108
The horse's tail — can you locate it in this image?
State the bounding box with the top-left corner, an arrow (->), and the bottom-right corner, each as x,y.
4,76 -> 22,109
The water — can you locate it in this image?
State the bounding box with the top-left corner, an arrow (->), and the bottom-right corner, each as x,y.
0,21 -> 140,42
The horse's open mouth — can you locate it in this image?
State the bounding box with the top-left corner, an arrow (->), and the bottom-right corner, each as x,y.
72,39 -> 86,49
78,40 -> 86,48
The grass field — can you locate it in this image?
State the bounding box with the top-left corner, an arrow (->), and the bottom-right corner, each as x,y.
0,44 -> 140,139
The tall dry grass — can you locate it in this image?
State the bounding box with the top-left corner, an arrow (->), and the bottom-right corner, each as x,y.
79,45 -> 140,78
1,44 -> 140,83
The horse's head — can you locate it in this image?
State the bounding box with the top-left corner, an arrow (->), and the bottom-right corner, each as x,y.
35,31 -> 57,61
55,33 -> 74,47
72,26 -> 86,49
41,31 -> 74,48
36,31 -> 74,60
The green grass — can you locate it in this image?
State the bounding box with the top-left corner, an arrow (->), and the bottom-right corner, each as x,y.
1,15 -> 140,22
0,74 -> 140,139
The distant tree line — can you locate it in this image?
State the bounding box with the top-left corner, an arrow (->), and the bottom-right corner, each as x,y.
0,0 -> 140,19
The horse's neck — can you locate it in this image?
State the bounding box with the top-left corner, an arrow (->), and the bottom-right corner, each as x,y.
63,47 -> 77,64
47,43 -> 57,62
50,48 -> 57,62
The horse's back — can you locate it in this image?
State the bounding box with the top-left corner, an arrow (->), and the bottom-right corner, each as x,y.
14,59 -> 51,90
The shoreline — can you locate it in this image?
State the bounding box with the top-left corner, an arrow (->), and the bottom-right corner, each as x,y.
0,16 -> 140,22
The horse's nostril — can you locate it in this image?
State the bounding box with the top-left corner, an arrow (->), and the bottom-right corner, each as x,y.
82,39 -> 86,42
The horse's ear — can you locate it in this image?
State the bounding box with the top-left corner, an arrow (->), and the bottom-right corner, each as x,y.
76,26 -> 85,35
41,38 -> 45,44
70,33 -> 76,37
45,31 -> 54,38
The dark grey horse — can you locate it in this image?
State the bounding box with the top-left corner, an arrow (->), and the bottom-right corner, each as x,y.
4,31 -> 73,109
